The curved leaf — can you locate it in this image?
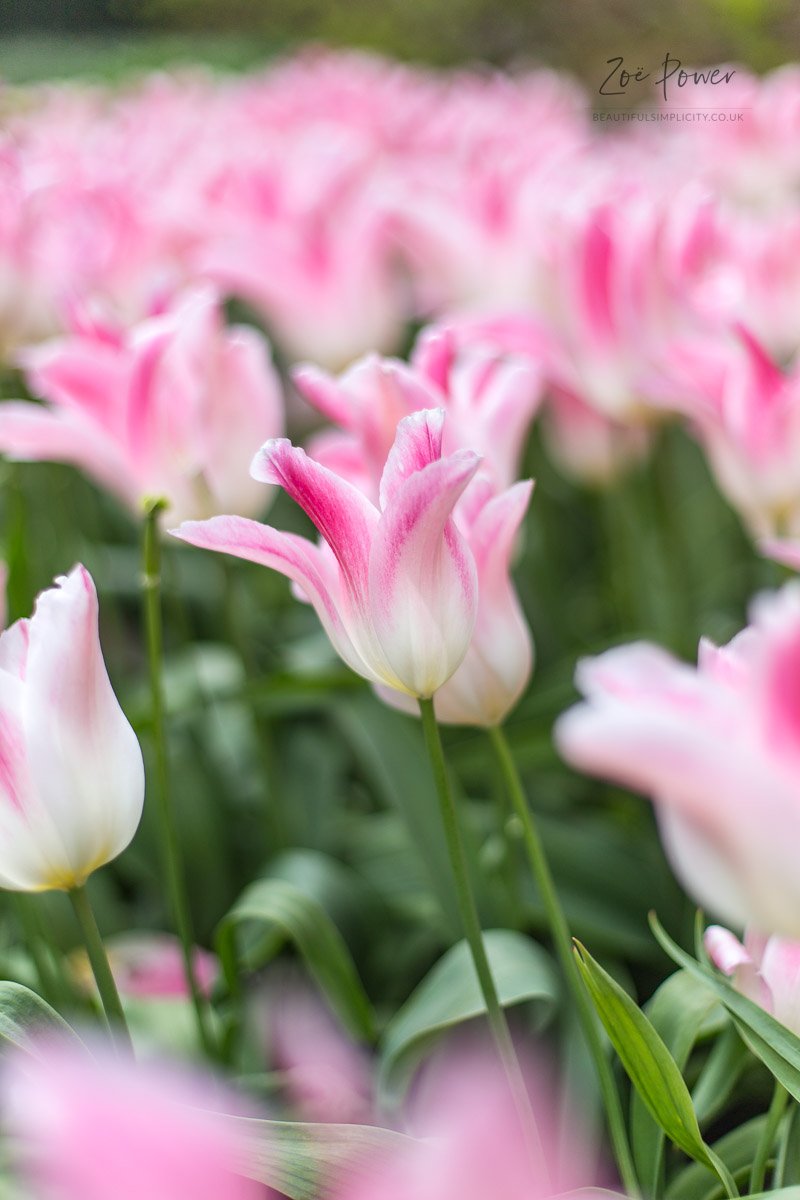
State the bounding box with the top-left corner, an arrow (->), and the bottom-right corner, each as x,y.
0,982 -> 81,1057
216,878 -> 376,1041
233,1115 -> 416,1200
631,970 -> 724,1195
573,942 -> 733,1193
650,914 -> 800,1107
378,929 -> 559,1106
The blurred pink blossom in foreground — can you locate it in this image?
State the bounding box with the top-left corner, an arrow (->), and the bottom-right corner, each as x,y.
3,1038 -> 265,1200
0,565 -> 143,892
337,1048 -> 593,1200
556,583 -> 800,936
705,925 -> 800,1036
174,408 -> 480,699
0,287 -> 283,524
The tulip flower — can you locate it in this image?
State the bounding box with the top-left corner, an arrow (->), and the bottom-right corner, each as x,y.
294,329 -> 541,505
0,564 -> 143,893
705,925 -> 800,1037
555,583 -> 800,936
4,1038 -> 263,1200
173,408 -> 479,699
71,932 -> 217,1001
377,476 -> 534,726
0,287 -> 284,524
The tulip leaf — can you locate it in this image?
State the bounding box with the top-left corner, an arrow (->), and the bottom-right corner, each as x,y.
377,929 -> 559,1106
630,970 -> 724,1196
666,1116 -> 767,1200
216,878 -> 376,1042
650,914 -> 800,1105
573,942 -> 734,1193
0,981 -> 82,1058
233,1114 -> 417,1200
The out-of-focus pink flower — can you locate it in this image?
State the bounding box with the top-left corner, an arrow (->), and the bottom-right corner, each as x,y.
0,287 -> 283,524
294,324 -> 542,503
378,476 -> 534,726
705,925 -> 800,1036
173,409 -> 479,699
3,1038 -> 265,1200
267,985 -> 373,1124
337,1048 -> 589,1200
0,565 -> 143,893
72,933 -> 217,1001
555,583 -> 800,936
664,328 -> 800,538
541,388 -> 653,487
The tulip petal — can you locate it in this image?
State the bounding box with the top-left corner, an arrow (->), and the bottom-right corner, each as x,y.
378,408 -> 445,511
369,449 -> 479,697
171,516 -> 372,682
22,567 -> 144,889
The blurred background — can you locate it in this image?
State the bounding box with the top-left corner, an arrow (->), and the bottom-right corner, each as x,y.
1,0 -> 799,83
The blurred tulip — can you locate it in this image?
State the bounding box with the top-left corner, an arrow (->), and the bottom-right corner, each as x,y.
71,932 -> 217,1001
173,409 -> 479,699
295,324 -> 541,504
0,565 -> 143,892
705,925 -> 800,1036
3,1037 -> 264,1200
0,287 -> 283,524
555,583 -> 800,936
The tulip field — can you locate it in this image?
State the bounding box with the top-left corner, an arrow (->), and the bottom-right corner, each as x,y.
3,41 -> 800,1200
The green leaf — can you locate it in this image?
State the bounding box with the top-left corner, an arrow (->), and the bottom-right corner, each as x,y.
630,970 -> 723,1196
666,1116 -> 766,1200
691,1024 -> 749,1125
0,981 -> 81,1057
378,929 -> 559,1106
573,942 -> 732,1192
216,877 -> 376,1042
650,914 -> 800,1107
234,1115 -> 416,1200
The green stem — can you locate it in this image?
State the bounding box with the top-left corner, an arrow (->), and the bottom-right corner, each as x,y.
487,724 -> 639,1197
774,1099 -> 798,1189
417,697 -> 549,1179
142,500 -> 215,1059
750,1081 -> 788,1193
68,885 -> 132,1054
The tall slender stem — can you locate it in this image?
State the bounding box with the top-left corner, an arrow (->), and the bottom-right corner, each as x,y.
487,724 -> 639,1196
750,1080 -> 788,1193
142,499 -> 214,1058
418,697 -> 549,1178
68,885 -> 132,1055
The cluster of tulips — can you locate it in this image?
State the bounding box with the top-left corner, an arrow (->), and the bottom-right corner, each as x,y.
3,44 -> 800,1200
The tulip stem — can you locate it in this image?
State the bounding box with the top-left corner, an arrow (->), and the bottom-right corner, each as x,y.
142,499 -> 215,1059
68,885 -> 132,1054
418,697 -> 549,1178
487,724 -> 639,1197
750,1080 -> 788,1193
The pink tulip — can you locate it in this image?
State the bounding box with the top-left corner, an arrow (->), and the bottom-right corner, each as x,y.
0,287 -> 283,524
377,476 -> 535,726
336,1048 -> 590,1200
72,933 -> 217,1001
266,984 -> 373,1124
173,409 -> 479,699
555,583 -> 800,936
705,925 -> 800,1036
3,1038 -> 263,1200
295,324 -> 542,502
0,565 -> 143,892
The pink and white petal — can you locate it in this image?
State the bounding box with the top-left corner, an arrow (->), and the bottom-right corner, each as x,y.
704,926 -> 752,974
306,429 -> 375,499
759,937 -> 800,1034
19,336 -> 129,440
250,439 -> 379,607
369,450 -> 480,697
0,618 -> 29,679
23,567 -> 144,888
201,327 -> 284,517
378,409 -> 445,512
172,516 -> 373,683
0,404 -> 139,510
291,364 -> 354,427
658,807 -> 754,929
